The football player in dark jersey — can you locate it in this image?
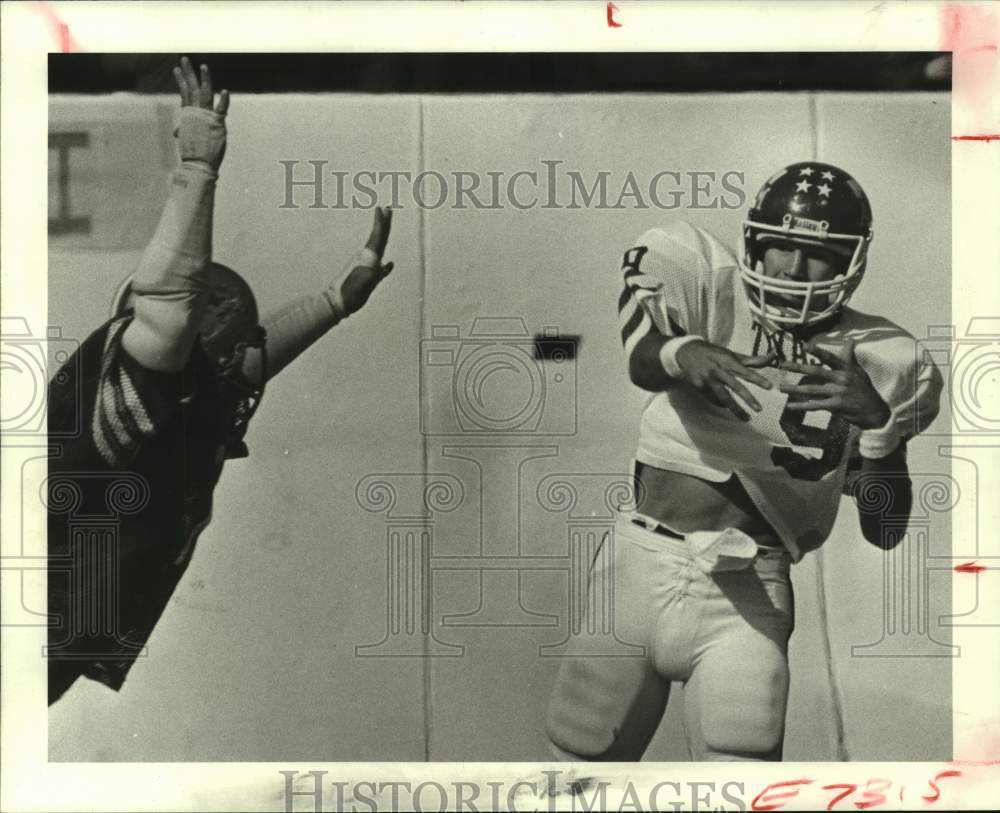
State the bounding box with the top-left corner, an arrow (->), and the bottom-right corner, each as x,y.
47,58 -> 395,705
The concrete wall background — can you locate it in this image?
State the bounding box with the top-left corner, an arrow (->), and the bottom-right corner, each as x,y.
46,91 -> 951,762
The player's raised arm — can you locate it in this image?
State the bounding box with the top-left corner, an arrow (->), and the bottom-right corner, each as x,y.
122,57 -> 229,373
619,239 -> 773,421
241,206 -> 396,384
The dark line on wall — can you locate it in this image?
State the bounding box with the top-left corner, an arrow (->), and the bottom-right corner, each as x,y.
417,95 -> 432,763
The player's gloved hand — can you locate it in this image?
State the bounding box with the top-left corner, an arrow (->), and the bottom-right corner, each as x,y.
172,56 -> 229,171
778,338 -> 891,431
674,338 -> 775,422
328,207 -> 395,318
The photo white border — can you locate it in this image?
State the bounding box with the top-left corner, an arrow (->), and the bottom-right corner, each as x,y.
2,1 -> 998,810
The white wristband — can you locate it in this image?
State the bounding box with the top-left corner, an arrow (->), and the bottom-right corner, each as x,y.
858,419 -> 902,459
358,248 -> 380,269
324,248 -> 381,320
658,335 -> 704,378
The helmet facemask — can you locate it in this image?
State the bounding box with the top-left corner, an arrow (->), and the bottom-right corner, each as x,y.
739,221 -> 871,329
738,162 -> 874,331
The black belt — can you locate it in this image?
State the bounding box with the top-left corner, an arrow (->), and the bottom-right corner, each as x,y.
631,518 -> 685,540
630,518 -> 784,551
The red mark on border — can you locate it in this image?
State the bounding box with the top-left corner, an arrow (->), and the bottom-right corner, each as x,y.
922,770 -> 962,802
940,5 -> 964,51
36,2 -> 79,53
819,783 -> 856,810
952,134 -> 1000,142
955,561 -> 987,573
854,778 -> 891,810
751,779 -> 813,811
939,4 -> 998,130
606,2 -> 622,28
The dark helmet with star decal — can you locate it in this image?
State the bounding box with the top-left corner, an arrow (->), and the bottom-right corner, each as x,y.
739,161 -> 874,328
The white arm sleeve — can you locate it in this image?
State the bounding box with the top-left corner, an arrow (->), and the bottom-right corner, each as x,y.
239,249 -> 380,383
122,162 -> 218,372
242,292 -> 342,384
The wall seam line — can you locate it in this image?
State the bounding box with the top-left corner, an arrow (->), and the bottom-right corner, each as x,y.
417,94 -> 432,763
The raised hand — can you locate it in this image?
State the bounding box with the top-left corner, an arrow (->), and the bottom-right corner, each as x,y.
779,338 -> 890,430
337,207 -> 395,317
172,56 -> 229,170
674,339 -> 775,421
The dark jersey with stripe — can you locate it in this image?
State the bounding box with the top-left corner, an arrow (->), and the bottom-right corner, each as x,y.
47,316 -> 249,704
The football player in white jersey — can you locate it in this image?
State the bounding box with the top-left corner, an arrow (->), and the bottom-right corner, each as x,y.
546,162 -> 942,761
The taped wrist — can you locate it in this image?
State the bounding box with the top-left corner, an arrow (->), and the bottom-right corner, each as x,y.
859,418 -> 902,459
658,334 -> 705,378
323,248 -> 381,319
175,106 -> 227,168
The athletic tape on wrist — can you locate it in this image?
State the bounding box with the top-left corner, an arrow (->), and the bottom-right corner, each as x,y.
358,248 -> 380,269
658,335 -> 704,378
324,248 -> 383,319
174,106 -> 227,168
858,420 -> 902,459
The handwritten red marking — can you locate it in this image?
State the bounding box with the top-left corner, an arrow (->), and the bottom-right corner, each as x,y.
35,2 -> 78,53
955,561 -> 987,572
855,778 -> 891,810
820,783 -> 855,810
940,4 -> 999,130
952,134 -> 1000,142
751,779 -> 813,811
940,5 -> 963,51
922,769 -> 962,802
606,2 -> 622,28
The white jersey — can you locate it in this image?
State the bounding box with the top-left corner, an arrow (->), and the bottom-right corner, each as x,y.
618,221 -> 942,560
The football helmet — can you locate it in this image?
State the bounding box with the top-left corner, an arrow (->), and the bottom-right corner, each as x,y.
740,162 -> 873,328
111,262 -> 267,442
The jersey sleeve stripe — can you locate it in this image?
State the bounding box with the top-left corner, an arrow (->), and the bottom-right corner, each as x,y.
102,372 -> 138,448
92,321 -> 127,466
91,318 -> 162,467
117,365 -> 155,435
623,269 -> 661,292
623,311 -> 652,359
620,297 -> 646,344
